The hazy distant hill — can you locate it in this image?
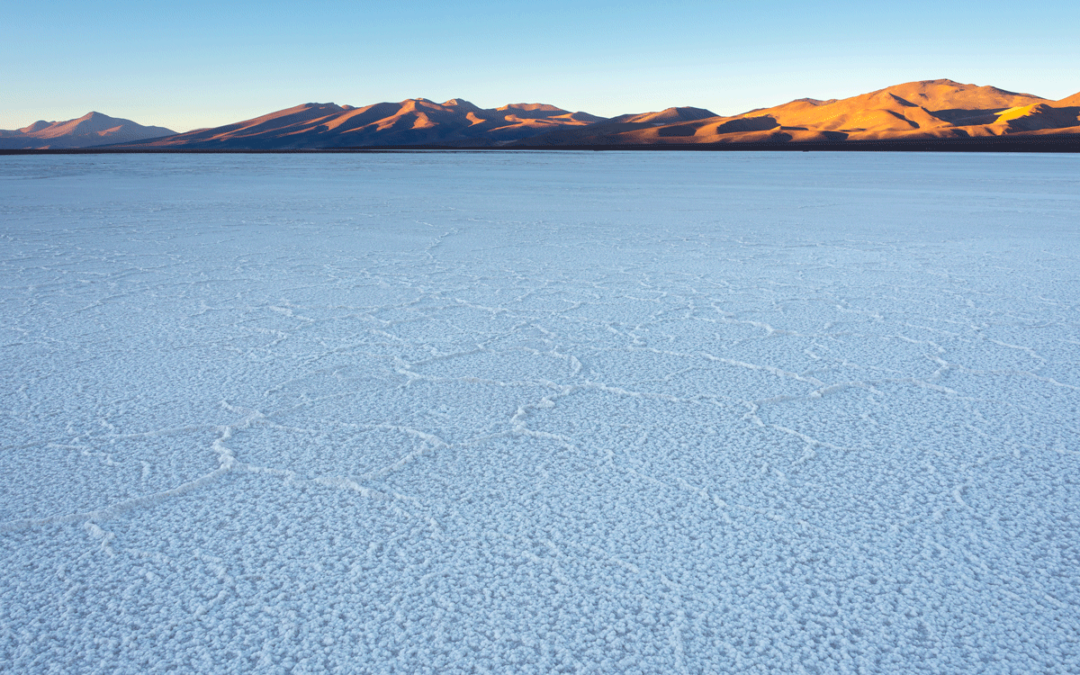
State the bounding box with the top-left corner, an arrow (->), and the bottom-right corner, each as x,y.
0,112 -> 175,149
1057,91 -> 1080,107
130,99 -> 605,149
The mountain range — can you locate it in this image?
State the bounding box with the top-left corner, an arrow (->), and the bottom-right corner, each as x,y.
4,80 -> 1078,150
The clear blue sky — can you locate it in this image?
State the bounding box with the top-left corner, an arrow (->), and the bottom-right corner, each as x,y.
2,0 -> 1077,132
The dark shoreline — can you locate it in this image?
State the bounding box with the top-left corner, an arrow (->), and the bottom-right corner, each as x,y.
3,134 -> 1079,155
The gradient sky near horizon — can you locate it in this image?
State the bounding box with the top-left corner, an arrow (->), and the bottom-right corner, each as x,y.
3,0 -> 1077,132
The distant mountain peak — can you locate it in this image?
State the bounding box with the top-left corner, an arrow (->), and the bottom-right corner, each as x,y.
610,107 -> 717,125
924,78 -> 962,86
19,120 -> 55,133
399,98 -> 440,112
497,103 -> 564,113
1,112 -> 175,149
876,79 -> 1047,104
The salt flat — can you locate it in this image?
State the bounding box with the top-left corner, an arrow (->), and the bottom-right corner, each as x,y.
1,151 -> 1078,673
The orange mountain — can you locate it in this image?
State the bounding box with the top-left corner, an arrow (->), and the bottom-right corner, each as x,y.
520,79 -> 1080,146
0,112 -> 174,149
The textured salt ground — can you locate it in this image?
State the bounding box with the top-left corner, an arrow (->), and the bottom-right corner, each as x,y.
1,152 -> 1079,674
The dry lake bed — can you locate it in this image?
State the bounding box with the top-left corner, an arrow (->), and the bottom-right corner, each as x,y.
2,151 -> 1078,673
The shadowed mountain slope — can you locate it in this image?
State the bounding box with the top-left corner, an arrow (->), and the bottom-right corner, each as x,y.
132,99 -> 605,149
0,112 -> 175,149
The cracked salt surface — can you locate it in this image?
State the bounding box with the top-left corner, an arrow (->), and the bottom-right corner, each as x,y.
1,151 -> 1078,673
